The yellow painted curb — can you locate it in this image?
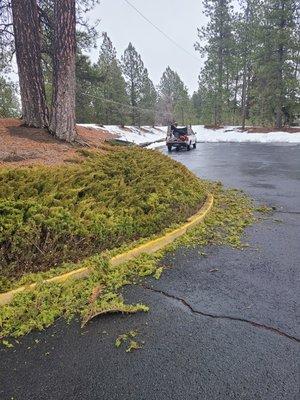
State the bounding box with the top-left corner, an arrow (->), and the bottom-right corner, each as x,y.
0,193 -> 213,306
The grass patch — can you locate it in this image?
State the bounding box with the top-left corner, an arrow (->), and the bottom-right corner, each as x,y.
0,180 -> 256,342
0,147 -> 206,285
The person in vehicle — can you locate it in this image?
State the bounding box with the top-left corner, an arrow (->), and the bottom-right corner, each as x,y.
171,122 -> 178,132
171,122 -> 180,138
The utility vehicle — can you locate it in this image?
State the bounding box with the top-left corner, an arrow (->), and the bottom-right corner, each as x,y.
166,125 -> 196,152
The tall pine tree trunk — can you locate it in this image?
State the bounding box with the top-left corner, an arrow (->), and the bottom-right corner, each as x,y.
241,64 -> 248,130
232,72 -> 239,125
130,81 -> 137,125
216,46 -> 223,125
216,0 -> 225,126
11,0 -> 48,127
275,51 -> 283,129
275,1 -> 285,129
50,0 -> 76,142
241,0 -> 251,130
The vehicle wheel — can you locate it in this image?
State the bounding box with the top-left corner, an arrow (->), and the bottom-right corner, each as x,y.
175,147 -> 179,152
193,142 -> 196,149
167,145 -> 172,152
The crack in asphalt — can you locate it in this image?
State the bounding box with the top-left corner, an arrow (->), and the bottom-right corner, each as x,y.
275,210 -> 300,215
142,285 -> 300,344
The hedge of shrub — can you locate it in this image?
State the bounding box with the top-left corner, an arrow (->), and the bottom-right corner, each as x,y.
0,179 -> 256,341
0,147 -> 206,280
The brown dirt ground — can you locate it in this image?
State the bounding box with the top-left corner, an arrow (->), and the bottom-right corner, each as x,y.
0,118 -> 117,167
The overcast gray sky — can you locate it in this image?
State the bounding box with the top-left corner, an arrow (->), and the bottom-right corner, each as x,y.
86,0 -> 208,94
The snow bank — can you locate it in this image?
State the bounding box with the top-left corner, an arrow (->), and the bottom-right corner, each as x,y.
78,124 -> 166,145
146,141 -> 167,149
192,125 -> 300,143
78,124 -> 300,146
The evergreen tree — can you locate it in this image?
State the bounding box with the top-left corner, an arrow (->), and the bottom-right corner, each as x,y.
235,0 -> 261,128
195,71 -> 220,125
75,53 -> 103,123
11,0 -> 49,127
77,39 -> 156,126
139,68 -> 157,126
93,33 -> 129,125
195,0 -> 299,127
191,89 -> 203,123
158,67 -> 194,125
0,1 -> 14,69
49,0 -> 76,141
0,76 -> 20,118
195,0 -> 234,125
0,0 -> 100,140
251,0 -> 299,127
122,43 -> 146,125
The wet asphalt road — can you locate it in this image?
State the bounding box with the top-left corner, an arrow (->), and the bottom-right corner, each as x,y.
1,143 -> 299,400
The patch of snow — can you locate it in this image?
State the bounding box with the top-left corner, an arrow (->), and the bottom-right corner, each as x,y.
192,125 -> 300,143
146,141 -> 166,149
78,123 -> 106,130
78,124 -> 167,145
78,124 -> 300,145
108,125 -> 166,144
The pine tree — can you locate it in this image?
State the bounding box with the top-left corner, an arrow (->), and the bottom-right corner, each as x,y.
76,53 -> 102,123
1,0 -> 100,139
232,0 -> 261,128
122,43 -> 146,125
195,0 -> 234,125
194,72 -> 219,125
0,76 -> 20,117
139,68 -> 157,126
50,0 -> 77,141
0,1 -> 15,72
251,0 -> 299,127
93,33 -> 129,125
194,0 -> 299,127
158,67 -> 194,125
191,90 -> 203,123
11,0 -> 48,127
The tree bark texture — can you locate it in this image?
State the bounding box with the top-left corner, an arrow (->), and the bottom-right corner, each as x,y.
275,1 -> 285,129
216,0 -> 225,126
49,0 -> 76,142
11,0 -> 48,127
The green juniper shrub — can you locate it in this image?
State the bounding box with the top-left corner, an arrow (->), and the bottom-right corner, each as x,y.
0,147 -> 206,281
0,180 -> 257,341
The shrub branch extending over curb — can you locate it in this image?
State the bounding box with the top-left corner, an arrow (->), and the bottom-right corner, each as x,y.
0,181 -> 257,341
0,194 -> 213,306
